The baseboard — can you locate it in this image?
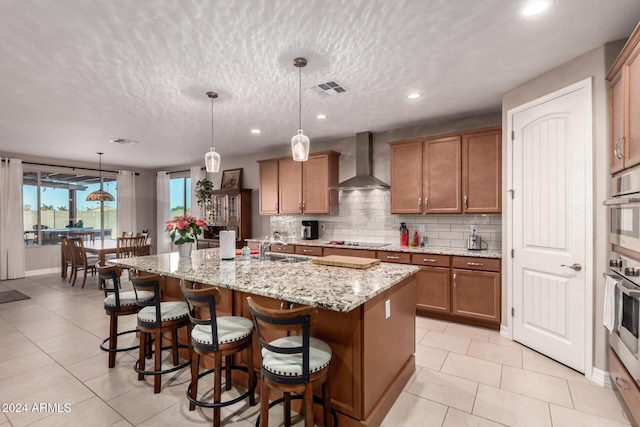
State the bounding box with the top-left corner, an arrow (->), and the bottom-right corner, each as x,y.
25,268 -> 58,277
500,324 -> 510,338
591,366 -> 613,389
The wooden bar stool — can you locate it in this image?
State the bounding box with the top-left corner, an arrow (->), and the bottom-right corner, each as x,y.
130,273 -> 191,393
181,283 -> 257,426
247,297 -> 334,427
96,262 -> 154,368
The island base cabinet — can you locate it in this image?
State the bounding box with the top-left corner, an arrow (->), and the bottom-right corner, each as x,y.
451,268 -> 501,324
416,266 -> 450,313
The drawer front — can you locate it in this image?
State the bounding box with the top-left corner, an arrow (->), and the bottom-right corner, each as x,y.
608,347 -> 640,424
322,247 -> 376,258
452,256 -> 500,272
377,251 -> 411,264
247,241 -> 260,250
295,245 -> 323,256
412,253 -> 450,267
271,244 -> 295,254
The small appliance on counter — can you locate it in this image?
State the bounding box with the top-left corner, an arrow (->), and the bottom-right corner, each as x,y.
467,225 -> 483,251
219,230 -> 236,259
301,220 -> 319,240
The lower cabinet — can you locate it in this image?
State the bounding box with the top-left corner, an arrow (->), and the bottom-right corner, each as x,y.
608,347 -> 640,425
416,266 -> 450,313
451,268 -> 500,323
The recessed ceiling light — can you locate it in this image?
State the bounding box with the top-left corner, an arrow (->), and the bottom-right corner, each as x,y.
251,129 -> 261,134
522,0 -> 552,16
316,114 -> 327,119
407,93 -> 422,99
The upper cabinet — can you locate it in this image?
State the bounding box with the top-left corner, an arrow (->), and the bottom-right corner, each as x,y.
258,151 -> 340,215
208,189 -> 252,248
608,23 -> 640,174
389,126 -> 501,214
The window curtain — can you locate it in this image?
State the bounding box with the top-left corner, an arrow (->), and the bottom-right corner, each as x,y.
0,158 -> 26,279
190,166 -> 205,219
116,170 -> 136,237
156,171 -> 171,254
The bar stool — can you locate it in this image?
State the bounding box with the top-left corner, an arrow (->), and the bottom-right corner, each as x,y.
181,283 -> 257,426
130,273 -> 191,393
247,297 -> 334,427
96,262 -> 154,368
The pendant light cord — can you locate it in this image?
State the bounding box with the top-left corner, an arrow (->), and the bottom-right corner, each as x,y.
98,152 -> 103,190
298,65 -> 302,129
210,96 -> 214,149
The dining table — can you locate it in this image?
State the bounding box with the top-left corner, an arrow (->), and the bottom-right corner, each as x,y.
71,240 -> 151,265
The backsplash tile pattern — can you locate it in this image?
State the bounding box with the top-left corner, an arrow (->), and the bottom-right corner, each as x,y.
268,189 -> 502,249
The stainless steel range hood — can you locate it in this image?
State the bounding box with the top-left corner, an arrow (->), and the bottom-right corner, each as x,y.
329,131 -> 389,190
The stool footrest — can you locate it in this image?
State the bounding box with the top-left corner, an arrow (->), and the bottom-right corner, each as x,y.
134,343 -> 191,376
100,328 -> 144,353
186,365 -> 257,409
255,394 -> 338,427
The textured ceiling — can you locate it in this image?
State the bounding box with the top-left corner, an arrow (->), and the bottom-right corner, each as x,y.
0,0 -> 639,169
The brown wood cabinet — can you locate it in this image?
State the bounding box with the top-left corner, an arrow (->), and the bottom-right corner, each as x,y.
258,151 -> 340,215
608,23 -> 640,174
608,347 -> 640,425
451,255 -> 500,324
323,247 -> 376,258
206,189 -> 252,249
389,126 -> 501,214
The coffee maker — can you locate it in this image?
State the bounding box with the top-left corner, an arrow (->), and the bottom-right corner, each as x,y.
301,220 -> 319,240
467,225 -> 482,251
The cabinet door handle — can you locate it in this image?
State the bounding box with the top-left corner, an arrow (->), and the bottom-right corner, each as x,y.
464,195 -> 468,209
453,273 -> 457,287
425,197 -> 429,208
418,197 -> 422,209
275,202 -> 278,211
423,258 -> 437,263
619,136 -> 626,159
615,376 -> 629,390
303,249 -> 313,253
467,262 -> 484,267
387,255 -> 400,260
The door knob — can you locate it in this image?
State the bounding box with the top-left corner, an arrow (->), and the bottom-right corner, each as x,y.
561,263 -> 582,271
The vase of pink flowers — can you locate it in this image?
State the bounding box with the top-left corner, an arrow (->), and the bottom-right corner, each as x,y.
165,215 -> 208,257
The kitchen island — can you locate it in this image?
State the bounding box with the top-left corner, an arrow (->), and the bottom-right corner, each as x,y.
110,248 -> 419,426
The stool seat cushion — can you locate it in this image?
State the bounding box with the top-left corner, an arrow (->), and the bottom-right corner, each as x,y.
104,290 -> 154,307
191,316 -> 253,345
262,336 -> 332,377
138,301 -> 189,323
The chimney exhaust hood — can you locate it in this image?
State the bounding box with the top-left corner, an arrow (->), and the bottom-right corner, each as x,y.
330,131 -> 390,190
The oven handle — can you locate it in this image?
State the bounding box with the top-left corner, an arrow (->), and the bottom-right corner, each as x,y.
616,278 -> 640,298
604,197 -> 640,205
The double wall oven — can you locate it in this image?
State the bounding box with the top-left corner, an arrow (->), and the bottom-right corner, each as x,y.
606,167 -> 640,389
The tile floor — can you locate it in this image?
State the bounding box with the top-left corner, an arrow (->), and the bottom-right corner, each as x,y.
0,273 -> 633,426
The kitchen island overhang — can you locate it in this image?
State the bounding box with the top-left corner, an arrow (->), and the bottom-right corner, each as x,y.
109,249 -> 419,426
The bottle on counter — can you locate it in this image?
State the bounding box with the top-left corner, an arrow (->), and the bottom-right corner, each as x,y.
412,231 -> 419,247
242,245 -> 250,260
399,222 -> 409,247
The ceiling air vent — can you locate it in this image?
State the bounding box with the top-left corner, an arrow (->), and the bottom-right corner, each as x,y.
310,81 -> 347,96
110,138 -> 139,145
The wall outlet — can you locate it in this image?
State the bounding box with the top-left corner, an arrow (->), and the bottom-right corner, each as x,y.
384,299 -> 391,319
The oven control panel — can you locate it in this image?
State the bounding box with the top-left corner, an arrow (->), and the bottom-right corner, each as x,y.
610,252 -> 640,284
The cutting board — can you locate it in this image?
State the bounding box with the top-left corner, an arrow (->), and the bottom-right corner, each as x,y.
312,255 -> 381,269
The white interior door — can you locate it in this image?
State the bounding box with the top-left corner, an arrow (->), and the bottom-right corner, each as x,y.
509,79 -> 593,373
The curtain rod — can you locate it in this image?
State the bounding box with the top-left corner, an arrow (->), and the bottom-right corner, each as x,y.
1,159 -> 139,175
156,167 -> 206,175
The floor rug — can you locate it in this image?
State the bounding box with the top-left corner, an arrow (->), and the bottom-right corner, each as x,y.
0,290 -> 30,304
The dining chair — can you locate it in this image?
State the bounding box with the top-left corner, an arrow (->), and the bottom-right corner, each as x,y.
60,235 -> 73,279
247,297 -> 334,427
117,236 -> 146,259
68,236 -> 98,288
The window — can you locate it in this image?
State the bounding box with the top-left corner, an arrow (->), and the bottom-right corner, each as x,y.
170,175 -> 191,218
23,169 -> 117,246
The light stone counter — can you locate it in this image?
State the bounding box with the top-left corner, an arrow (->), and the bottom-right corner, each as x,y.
109,248 -> 419,312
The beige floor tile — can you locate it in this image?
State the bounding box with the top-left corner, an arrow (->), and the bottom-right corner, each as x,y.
415,343 -> 448,370
500,366 -> 572,407
0,339 -> 41,361
473,384 -> 551,427
549,403 -> 632,426
522,348 -> 588,383
0,364 -> 74,403
138,399 -> 239,426
443,408 -> 507,427
568,380 -> 632,424
441,352 -> 502,387
45,335 -> 106,366
107,419 -> 134,427
488,333 -> 529,350
468,340 -> 522,368
381,391 -> 448,426
84,363 -> 148,401
407,368 -> 478,412
107,385 -> 186,425
420,330 -> 471,354
66,348 -> 137,382
402,367 -> 421,392
415,316 -> 448,332
0,351 -> 56,382
415,326 -> 427,343
27,396 -> 123,427
444,322 -> 493,341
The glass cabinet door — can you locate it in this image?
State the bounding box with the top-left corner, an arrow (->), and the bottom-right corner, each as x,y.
212,194 -> 227,224
227,193 -> 239,223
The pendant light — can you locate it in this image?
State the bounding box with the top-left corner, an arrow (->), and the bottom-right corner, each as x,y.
204,91 -> 221,173
86,152 -> 115,202
291,57 -> 310,161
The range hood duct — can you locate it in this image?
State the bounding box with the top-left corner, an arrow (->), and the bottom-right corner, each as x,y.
330,131 -> 390,190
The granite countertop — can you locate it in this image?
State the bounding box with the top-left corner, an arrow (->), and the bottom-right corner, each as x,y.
247,238 -> 502,259
109,248 -> 419,313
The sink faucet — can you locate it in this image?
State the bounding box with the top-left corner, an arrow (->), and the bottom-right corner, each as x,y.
259,239 -> 287,260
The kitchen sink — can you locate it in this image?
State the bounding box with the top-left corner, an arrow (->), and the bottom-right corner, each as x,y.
263,254 -> 309,263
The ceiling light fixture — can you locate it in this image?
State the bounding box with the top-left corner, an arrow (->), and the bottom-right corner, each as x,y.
407,93 -> 422,99
204,91 -> 221,173
316,114 -> 327,119
86,152 -> 115,202
251,129 -> 261,134
291,57 -> 310,162
522,0 -> 552,16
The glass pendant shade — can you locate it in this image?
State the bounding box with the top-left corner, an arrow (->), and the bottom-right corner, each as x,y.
291,129 -> 310,161
86,152 -> 114,202
205,147 -> 220,173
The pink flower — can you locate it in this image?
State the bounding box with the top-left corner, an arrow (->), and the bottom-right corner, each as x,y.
165,215 -> 208,245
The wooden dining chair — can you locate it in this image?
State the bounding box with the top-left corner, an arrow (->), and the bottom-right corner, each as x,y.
68,236 -> 98,288
60,235 -> 73,280
117,236 -> 146,259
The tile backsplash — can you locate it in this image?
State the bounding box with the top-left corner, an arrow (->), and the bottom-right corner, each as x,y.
267,189 -> 502,250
